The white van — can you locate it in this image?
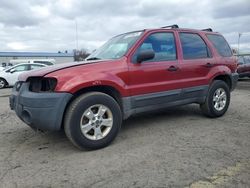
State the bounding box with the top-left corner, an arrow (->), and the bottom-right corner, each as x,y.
9,59 -> 55,66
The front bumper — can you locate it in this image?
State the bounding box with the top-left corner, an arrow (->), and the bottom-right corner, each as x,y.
9,82 -> 72,131
230,73 -> 239,91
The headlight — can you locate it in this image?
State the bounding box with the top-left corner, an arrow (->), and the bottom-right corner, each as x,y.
28,77 -> 57,92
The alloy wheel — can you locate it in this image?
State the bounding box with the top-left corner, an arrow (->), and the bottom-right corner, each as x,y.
80,104 -> 113,140
213,88 -> 227,111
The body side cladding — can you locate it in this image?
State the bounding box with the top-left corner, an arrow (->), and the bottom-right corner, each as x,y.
122,85 -> 208,119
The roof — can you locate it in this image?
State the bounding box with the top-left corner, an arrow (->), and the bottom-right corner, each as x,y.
0,52 -> 74,57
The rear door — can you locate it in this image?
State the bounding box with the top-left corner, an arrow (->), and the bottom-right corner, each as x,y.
176,32 -> 214,99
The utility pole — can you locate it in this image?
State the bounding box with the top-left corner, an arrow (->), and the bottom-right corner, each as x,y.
238,33 -> 242,55
75,19 -> 79,50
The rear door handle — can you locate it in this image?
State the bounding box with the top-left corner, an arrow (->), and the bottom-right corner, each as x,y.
167,66 -> 178,72
204,62 -> 214,68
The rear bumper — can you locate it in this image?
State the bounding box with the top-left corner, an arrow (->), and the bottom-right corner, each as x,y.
230,73 -> 239,91
9,82 -> 72,131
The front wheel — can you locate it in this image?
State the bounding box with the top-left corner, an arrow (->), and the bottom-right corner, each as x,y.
64,92 -> 122,150
200,80 -> 230,118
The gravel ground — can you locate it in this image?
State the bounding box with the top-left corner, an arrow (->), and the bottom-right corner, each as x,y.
0,79 -> 250,188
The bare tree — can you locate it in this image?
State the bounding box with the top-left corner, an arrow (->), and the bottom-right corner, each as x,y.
73,49 -> 90,61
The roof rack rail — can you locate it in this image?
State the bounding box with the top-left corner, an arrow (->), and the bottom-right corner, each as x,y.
161,24 -> 179,29
202,28 -> 213,32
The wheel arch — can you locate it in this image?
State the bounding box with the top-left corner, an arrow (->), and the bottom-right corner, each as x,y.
212,74 -> 232,90
61,85 -> 124,129
72,85 -> 123,108
0,77 -> 8,86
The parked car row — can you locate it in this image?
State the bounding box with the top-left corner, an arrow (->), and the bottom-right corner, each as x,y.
237,55 -> 250,78
9,59 -> 55,66
0,59 -> 55,89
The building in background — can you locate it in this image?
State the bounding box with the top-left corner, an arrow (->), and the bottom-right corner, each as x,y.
0,52 -> 74,65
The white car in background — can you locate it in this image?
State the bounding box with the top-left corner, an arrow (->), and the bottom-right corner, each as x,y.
10,59 -> 55,66
0,63 -> 46,89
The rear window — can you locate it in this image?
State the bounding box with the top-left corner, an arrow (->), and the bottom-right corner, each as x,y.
206,34 -> 232,57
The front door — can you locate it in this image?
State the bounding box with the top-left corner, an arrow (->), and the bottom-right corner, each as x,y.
128,31 -> 181,108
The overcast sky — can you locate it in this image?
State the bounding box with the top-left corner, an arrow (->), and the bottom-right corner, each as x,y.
0,0 -> 249,53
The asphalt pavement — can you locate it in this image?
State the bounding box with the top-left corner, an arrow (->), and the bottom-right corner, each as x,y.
0,80 -> 249,188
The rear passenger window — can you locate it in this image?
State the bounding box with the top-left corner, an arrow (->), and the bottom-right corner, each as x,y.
206,34 -> 232,57
136,32 -> 177,62
180,33 -> 211,59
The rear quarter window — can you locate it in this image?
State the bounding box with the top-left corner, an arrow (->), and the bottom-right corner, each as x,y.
206,34 -> 232,57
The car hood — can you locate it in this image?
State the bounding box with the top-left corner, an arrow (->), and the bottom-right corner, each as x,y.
18,60 -> 107,81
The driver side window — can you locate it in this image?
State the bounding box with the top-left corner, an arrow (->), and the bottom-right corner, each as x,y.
135,32 -> 177,62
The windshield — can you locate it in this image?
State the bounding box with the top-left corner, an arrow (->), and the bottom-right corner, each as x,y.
87,31 -> 143,60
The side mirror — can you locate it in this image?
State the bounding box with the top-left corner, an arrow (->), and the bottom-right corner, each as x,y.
10,69 -> 16,73
137,50 -> 155,63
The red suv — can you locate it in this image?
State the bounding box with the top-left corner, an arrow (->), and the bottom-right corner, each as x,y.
10,25 -> 238,150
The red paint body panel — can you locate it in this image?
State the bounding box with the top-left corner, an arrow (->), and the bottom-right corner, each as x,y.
18,28 -> 238,98
46,58 -> 130,96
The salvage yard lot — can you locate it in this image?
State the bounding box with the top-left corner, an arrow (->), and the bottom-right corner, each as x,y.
0,80 -> 250,187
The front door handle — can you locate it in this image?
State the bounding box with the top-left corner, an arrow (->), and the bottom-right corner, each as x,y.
167,66 -> 178,72
204,62 -> 214,68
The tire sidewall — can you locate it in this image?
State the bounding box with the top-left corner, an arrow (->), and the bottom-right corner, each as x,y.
67,93 -> 122,149
207,81 -> 230,117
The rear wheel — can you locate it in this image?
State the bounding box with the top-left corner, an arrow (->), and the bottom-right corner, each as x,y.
0,78 -> 7,89
200,80 -> 230,118
64,92 -> 122,150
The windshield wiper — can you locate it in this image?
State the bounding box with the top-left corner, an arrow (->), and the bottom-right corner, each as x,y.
86,57 -> 101,61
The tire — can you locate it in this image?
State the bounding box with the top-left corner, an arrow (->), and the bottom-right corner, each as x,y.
64,92 -> 122,150
200,80 -> 230,118
0,78 -> 7,89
